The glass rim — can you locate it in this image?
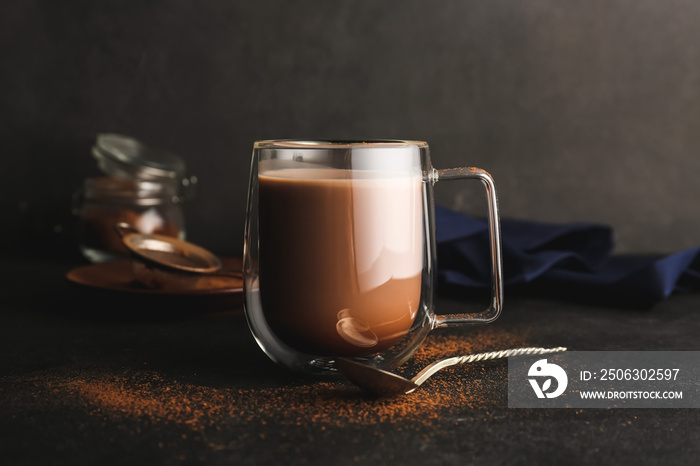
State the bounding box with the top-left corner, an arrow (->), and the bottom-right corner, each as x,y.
254,139 -> 429,149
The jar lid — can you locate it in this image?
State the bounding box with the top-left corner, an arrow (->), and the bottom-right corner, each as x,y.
92,133 -> 186,181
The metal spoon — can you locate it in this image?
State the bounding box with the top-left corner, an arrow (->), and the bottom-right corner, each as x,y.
115,222 -> 241,278
337,346 -> 567,396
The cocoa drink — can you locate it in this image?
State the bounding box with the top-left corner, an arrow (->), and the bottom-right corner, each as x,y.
258,168 -> 423,356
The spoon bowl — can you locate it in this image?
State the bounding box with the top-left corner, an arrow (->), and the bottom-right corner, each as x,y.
115,222 -> 240,277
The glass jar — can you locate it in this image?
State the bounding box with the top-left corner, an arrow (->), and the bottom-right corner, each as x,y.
75,134 -> 196,263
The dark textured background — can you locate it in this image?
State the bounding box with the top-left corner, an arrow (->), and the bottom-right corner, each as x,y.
3,0 -> 700,258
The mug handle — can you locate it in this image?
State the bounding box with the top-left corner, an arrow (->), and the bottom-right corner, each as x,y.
430,166 -> 504,327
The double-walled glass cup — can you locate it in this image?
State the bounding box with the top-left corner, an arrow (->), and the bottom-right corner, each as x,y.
244,140 -> 503,375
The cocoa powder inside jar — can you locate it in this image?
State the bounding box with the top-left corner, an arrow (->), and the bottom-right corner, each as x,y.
77,177 -> 184,263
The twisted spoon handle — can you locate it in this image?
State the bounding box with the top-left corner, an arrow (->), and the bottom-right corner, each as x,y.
411,346 -> 568,388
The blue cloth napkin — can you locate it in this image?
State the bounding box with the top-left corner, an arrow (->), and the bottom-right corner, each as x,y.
435,205 -> 700,308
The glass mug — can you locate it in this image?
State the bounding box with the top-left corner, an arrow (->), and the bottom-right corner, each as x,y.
243,140 -> 503,375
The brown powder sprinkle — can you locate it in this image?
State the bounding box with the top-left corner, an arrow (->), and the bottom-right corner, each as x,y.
2,328 -> 531,430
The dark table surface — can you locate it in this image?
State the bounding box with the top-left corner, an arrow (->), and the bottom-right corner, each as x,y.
2,258 -> 699,466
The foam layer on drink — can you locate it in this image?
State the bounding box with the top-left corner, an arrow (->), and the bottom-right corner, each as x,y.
258,168 -> 423,356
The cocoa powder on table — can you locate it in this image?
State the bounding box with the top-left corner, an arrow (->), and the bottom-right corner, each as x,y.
3,328 -> 531,430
